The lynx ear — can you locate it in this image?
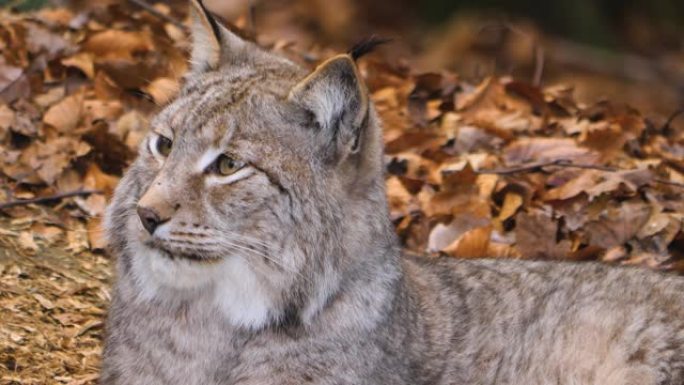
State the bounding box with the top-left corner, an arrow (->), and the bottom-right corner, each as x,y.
188,0 -> 252,72
289,55 -> 369,162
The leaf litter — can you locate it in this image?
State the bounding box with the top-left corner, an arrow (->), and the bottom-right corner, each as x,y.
0,1 -> 683,383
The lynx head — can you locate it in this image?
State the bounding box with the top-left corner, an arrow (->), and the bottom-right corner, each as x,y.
105,0 -> 396,330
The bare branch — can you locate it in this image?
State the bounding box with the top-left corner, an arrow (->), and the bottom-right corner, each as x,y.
0,190 -> 103,210
127,0 -> 187,32
477,160 -> 684,189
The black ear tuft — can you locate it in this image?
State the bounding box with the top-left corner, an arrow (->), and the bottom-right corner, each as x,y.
196,0 -> 223,43
348,36 -> 392,61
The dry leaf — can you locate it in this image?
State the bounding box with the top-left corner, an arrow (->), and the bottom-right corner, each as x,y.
584,200 -> 651,249
18,231 -> 39,253
87,217 -> 107,251
503,137 -> 600,166
515,208 -> 571,259
143,77 -> 180,105
444,226 -> 492,258
33,293 -> 56,310
62,53 -> 95,79
83,30 -> 153,59
43,92 -> 84,133
497,192 -> 523,222
544,169 -> 653,201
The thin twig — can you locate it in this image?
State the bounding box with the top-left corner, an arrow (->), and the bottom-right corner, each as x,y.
653,178 -> 684,189
477,22 -> 545,86
0,70 -> 25,96
0,190 -> 102,210
532,45 -> 545,87
550,160 -> 617,172
475,159 -> 566,175
662,107 -> 684,132
477,160 -> 684,189
127,0 -> 187,32
247,1 -> 257,38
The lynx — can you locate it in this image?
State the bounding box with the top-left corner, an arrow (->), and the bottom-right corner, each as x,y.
100,1 -> 684,384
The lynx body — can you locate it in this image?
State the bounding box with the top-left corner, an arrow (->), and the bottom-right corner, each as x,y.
101,1 -> 684,383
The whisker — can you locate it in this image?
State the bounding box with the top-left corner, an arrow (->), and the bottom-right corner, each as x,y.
219,239 -> 309,282
170,228 -> 275,250
216,230 -> 274,249
166,238 -> 219,247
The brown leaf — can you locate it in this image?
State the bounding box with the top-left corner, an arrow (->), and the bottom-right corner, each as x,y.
515,208 -> 571,259
583,200 -> 651,249
32,293 -> 55,310
25,23 -> 71,58
83,30 -> 153,59
0,63 -> 24,91
579,122 -> 628,162
386,176 -> 413,220
503,137 -> 600,166
32,224 -> 64,245
33,86 -> 66,108
66,229 -> 89,254
61,52 -> 95,79
388,152 -> 440,183
428,214 -> 491,252
497,192 -> 523,222
142,77 -> 180,105
444,226 -> 492,258
83,163 -> 120,196
458,77 -> 542,134
16,137 -> 91,185
75,194 -> 107,217
544,169 -> 653,201
0,104 -> 15,140
83,99 -> 123,124
385,131 -> 445,154
87,217 -> 107,251
43,92 -> 84,133
18,231 -> 39,254
427,166 -> 489,218
0,63 -> 30,103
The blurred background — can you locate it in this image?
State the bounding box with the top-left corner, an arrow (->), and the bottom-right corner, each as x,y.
206,0 -> 684,118
3,0 -> 683,117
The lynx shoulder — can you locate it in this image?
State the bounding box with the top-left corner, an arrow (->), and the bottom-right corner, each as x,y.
100,1 -> 684,384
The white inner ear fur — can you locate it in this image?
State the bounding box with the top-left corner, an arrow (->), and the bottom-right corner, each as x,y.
289,56 -> 368,137
311,84 -> 348,130
188,1 -> 221,70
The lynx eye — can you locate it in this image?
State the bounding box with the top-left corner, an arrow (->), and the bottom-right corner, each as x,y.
210,154 -> 245,176
155,135 -> 173,157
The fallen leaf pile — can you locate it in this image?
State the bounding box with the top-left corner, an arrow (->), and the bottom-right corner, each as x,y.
376,75 -> 684,268
0,1 -> 683,384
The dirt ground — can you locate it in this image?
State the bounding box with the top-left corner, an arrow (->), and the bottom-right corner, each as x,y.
1,216 -> 109,384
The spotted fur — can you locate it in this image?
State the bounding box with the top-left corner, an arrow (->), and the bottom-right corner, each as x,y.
100,1 -> 684,384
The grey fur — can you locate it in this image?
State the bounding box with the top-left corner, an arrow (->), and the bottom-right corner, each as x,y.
100,2 -> 684,384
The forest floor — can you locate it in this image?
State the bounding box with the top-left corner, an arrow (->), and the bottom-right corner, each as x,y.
0,1 -> 683,383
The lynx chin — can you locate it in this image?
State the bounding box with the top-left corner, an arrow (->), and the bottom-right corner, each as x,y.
100,1 -> 684,383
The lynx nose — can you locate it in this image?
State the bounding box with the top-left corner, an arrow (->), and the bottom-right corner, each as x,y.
137,206 -> 167,235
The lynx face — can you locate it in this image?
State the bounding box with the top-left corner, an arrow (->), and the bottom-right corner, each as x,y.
105,0 -> 390,329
